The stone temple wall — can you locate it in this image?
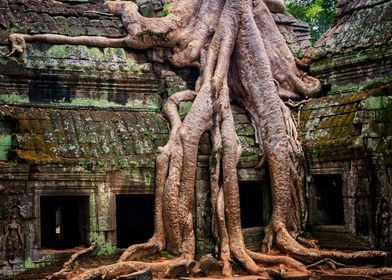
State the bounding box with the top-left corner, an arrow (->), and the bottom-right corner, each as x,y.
301,0 -> 392,249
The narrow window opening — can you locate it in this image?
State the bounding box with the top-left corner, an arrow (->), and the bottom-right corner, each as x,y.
116,194 -> 154,248
239,181 -> 271,228
311,175 -> 344,225
40,196 -> 89,249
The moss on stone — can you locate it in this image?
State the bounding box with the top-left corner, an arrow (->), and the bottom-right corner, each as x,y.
125,98 -> 161,111
21,44 -> 142,75
300,83 -> 392,159
361,96 -> 384,110
89,190 -> 98,233
179,101 -> 193,117
70,98 -> 122,107
0,93 -> 29,104
330,77 -> 392,95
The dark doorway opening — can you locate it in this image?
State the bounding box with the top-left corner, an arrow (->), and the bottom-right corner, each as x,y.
116,195 -> 154,248
239,182 -> 271,228
312,175 -> 344,225
40,196 -> 89,249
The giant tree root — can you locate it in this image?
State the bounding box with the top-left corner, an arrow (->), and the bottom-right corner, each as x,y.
273,227 -> 388,265
8,0 -> 391,279
306,258 -> 347,270
336,267 -> 392,277
49,242 -> 98,280
69,259 -> 180,280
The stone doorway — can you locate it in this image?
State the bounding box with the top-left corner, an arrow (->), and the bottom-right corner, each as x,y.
239,181 -> 271,228
116,194 -> 154,248
310,175 -> 345,226
40,195 -> 89,250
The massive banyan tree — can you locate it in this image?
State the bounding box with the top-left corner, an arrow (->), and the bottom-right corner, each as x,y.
8,0 -> 391,279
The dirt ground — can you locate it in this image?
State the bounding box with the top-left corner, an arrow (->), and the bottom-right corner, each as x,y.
1,249 -> 392,280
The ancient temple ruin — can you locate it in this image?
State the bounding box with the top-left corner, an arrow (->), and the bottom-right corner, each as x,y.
0,0 -> 391,274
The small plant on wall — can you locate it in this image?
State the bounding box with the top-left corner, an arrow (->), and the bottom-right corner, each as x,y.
89,232 -> 118,257
160,4 -> 172,17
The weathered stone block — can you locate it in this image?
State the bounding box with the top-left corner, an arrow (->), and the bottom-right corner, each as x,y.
361,97 -> 384,110
235,113 -> 251,124
198,254 -> 222,276
236,123 -> 255,136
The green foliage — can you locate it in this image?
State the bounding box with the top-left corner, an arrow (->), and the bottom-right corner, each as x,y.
89,232 -> 118,257
158,250 -> 172,259
230,259 -> 242,272
96,242 -> 118,256
0,93 -> 29,104
179,101 -> 193,117
196,239 -> 214,254
160,4 -> 172,17
7,27 -> 25,33
23,255 -> 54,269
23,258 -> 36,269
285,0 -> 337,44
70,98 -> 121,107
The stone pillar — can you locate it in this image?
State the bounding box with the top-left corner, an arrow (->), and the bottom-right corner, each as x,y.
344,161 -> 357,234
195,153 -> 213,256
96,182 -> 116,243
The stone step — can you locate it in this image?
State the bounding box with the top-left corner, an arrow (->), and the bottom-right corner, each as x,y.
311,230 -> 370,250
